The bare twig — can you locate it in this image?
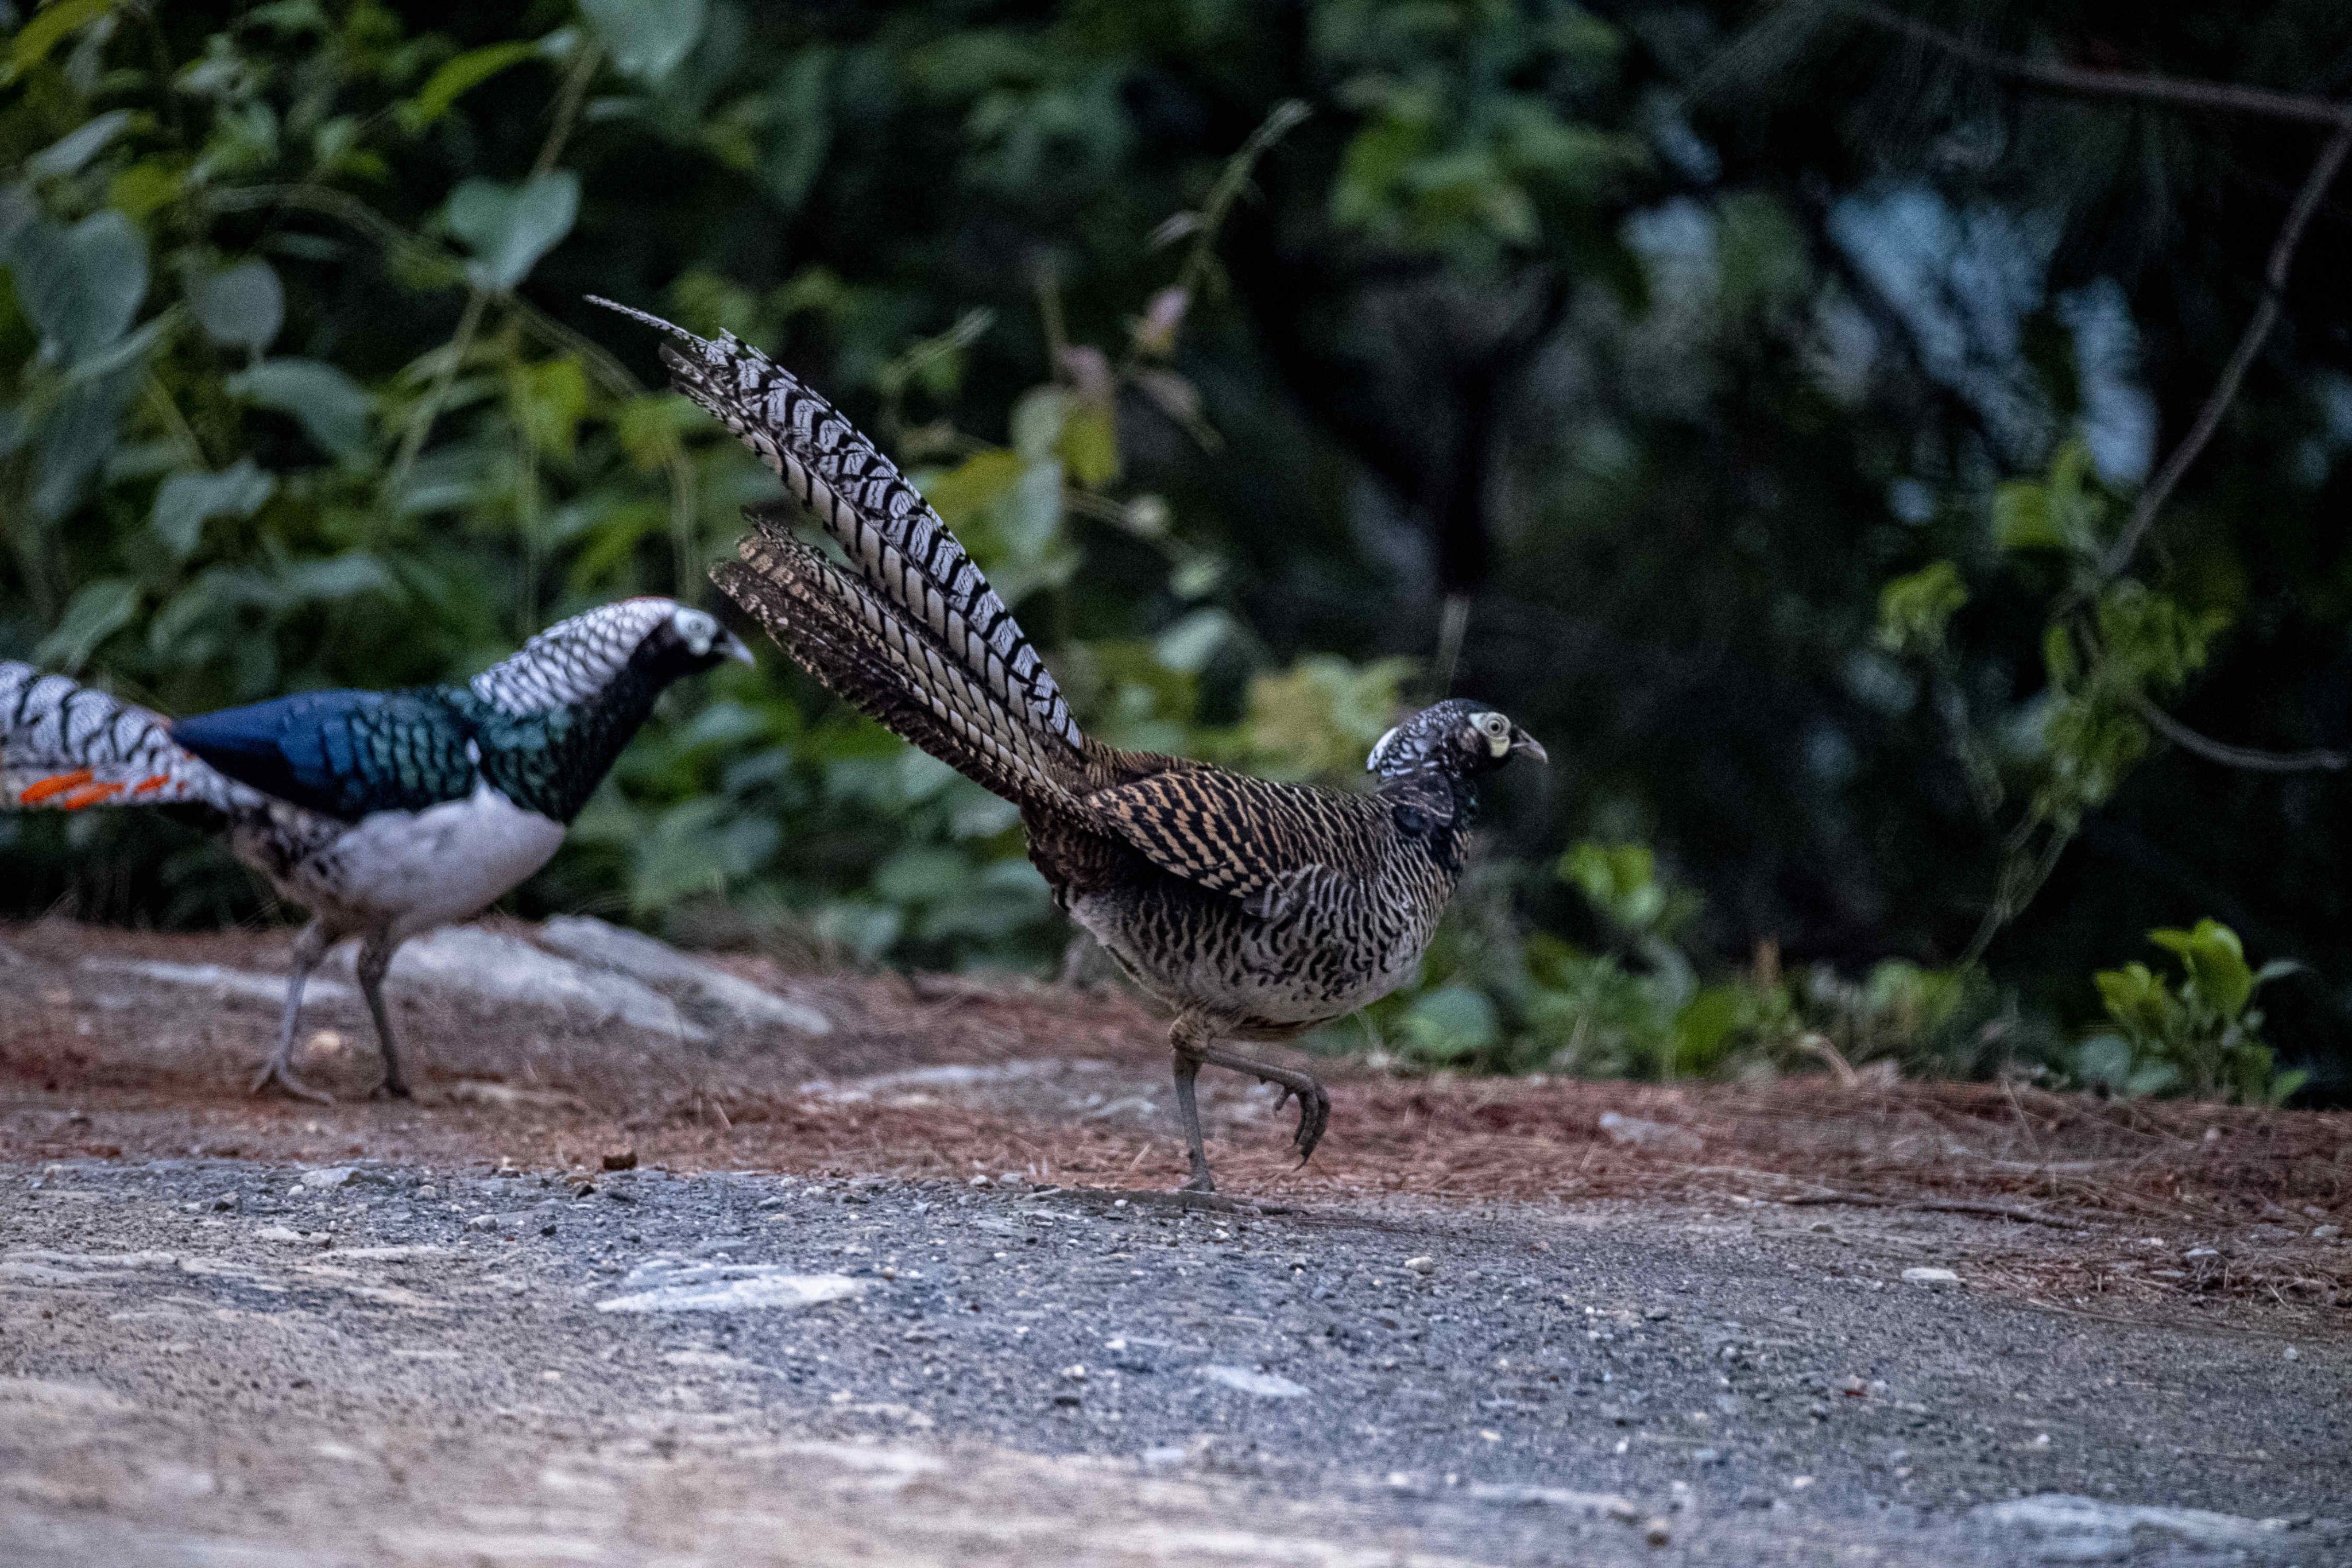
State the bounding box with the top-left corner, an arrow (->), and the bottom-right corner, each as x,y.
1841,2 -> 2352,127
2127,690 -> 2350,773
391,41 -> 604,501
2098,115 -> 2352,582
531,42 -> 601,179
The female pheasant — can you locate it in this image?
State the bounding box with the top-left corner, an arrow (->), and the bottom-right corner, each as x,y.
595,299 -> 1546,1192
1,599 -> 750,1100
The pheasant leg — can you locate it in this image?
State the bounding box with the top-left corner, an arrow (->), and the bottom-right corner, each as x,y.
1170,1052 -> 1215,1192
1190,1044 -> 1330,1166
355,934 -> 412,1099
252,921 -> 336,1104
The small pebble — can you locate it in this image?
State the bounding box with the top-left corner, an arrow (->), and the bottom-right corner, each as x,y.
1405,1256 -> 1436,1275
1643,1517 -> 1672,1547
1901,1267 -> 1958,1286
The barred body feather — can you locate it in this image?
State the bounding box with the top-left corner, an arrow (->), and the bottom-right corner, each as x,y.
604,295 -> 1549,1187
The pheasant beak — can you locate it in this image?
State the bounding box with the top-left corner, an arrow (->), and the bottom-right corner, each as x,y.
721,630 -> 757,667
1509,726 -> 1548,764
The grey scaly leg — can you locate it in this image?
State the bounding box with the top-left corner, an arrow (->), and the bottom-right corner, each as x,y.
253,920 -> 335,1104
1171,1042 -> 1214,1193
1166,1015 -> 1333,1191
355,933 -> 411,1099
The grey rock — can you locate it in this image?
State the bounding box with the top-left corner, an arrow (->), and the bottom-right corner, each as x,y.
386,927 -> 707,1043
1464,1482 -> 1641,1520
536,916 -> 831,1036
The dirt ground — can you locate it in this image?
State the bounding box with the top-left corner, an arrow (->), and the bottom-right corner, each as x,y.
1,917 -> 2347,1566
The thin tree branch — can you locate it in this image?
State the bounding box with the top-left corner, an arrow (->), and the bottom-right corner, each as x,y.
389,41 -> 602,506
1841,2 -> 2352,127
2098,116 -> 2352,582
2128,690 -> 2349,773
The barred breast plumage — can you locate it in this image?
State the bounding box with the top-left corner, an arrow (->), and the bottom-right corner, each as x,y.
598,298 -> 1548,1193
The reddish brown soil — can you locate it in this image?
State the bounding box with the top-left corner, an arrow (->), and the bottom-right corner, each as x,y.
3,917 -> 2346,1324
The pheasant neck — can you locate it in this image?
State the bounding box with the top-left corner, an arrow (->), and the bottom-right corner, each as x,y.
1376,766 -> 1481,877
446,652 -> 674,824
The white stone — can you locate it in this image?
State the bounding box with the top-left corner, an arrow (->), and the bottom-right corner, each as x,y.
80,957 -> 351,1009
1974,1495 -> 2288,1552
1901,1267 -> 1959,1285
536,916 -> 831,1036
596,1264 -> 862,1315
1196,1365 -> 1307,1399
1464,1482 -> 1641,1520
1597,1110 -> 1704,1153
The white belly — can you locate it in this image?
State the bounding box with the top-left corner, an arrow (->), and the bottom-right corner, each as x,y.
281,784 -> 566,939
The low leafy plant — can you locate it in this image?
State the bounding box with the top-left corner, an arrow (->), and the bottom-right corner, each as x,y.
1358,838 -> 1998,1082
2078,919 -> 2304,1105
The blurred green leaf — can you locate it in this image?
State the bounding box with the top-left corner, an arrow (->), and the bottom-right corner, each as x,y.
190,260 -> 284,355
4,0 -> 117,84
2075,1032 -> 2133,1091
33,365 -> 144,521
1876,560 -> 1967,656
581,0 -> 707,85
34,579 -> 141,672
872,846 -> 972,905
28,110 -> 134,179
6,210 -> 148,364
1153,607 -> 1235,677
1397,984 -> 1499,1062
1058,400 -> 1119,488
509,355 -> 590,458
227,358 -> 374,464
1991,479 -> 2062,551
2148,917 -> 2253,1018
446,171 -> 580,292
404,40 -> 539,129
150,459 -> 276,559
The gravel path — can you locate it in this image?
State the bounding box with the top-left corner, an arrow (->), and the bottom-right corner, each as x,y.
2,1156 -> 2343,1566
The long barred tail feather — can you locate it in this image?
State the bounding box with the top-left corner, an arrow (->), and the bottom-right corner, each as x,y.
587,297 -> 1084,757
0,663 -> 256,814
714,528 -> 1082,811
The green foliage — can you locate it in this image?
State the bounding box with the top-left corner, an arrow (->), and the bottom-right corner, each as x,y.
1876,560 -> 1967,658
1356,841 -> 1998,1083
1321,1 -> 1645,266
0,1 -> 2337,1093
2079,920 -> 2304,1105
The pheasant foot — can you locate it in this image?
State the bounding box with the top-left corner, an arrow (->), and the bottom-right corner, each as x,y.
250,1056 -> 337,1105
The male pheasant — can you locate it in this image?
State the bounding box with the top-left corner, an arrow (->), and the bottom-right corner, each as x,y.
1,599 -> 750,1099
595,299 -> 1546,1192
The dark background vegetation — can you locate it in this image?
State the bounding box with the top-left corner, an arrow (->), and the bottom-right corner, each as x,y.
4,1 -> 2347,1098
